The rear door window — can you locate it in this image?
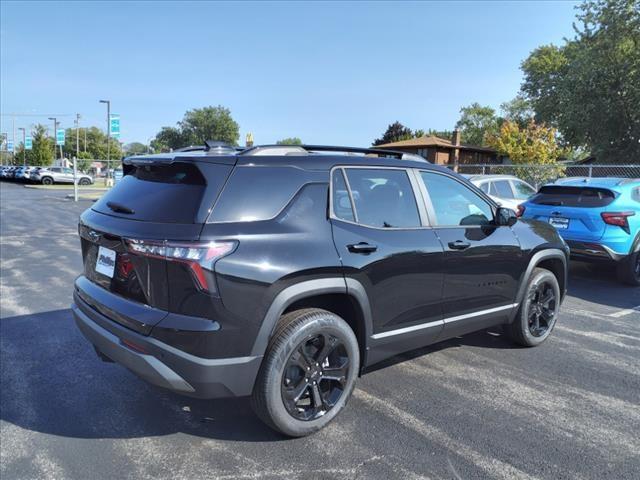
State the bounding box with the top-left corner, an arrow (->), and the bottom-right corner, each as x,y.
342,168 -> 420,228
331,169 -> 355,222
490,180 -> 515,199
93,161 -> 232,223
531,186 -> 617,207
512,180 -> 536,200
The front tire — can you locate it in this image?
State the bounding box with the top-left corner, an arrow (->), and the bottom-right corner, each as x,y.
617,250 -> 640,286
79,178 -> 91,186
504,268 -> 560,347
251,308 -> 359,437
41,177 -> 53,185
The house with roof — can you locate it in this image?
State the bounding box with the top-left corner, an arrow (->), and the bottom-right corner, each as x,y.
376,130 -> 502,165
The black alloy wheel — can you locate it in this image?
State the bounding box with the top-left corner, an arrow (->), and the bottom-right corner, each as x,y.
504,267 -> 560,347
527,281 -> 557,337
281,332 -> 350,421
251,308 -> 359,437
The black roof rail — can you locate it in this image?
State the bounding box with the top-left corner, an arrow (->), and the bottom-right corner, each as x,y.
301,144 -> 407,158
240,144 -> 427,161
174,145 -> 206,152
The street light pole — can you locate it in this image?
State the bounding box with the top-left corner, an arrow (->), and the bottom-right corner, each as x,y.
18,127 -> 26,166
48,117 -> 58,163
75,113 -> 81,159
99,100 -> 110,184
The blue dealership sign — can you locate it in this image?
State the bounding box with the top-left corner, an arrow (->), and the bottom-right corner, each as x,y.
56,129 -> 65,146
109,114 -> 120,139
25,136 -> 32,150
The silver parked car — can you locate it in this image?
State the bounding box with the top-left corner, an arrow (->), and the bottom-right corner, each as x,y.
464,174 -> 537,211
30,166 -> 93,185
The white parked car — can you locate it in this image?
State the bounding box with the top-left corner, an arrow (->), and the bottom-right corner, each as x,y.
464,174 -> 537,211
30,166 -> 93,185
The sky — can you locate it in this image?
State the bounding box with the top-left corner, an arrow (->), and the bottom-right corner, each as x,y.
1,1 -> 580,147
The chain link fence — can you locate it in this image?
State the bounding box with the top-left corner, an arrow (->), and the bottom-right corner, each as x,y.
446,164 -> 640,188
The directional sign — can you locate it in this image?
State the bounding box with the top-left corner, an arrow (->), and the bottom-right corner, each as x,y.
56,129 -> 65,146
25,136 -> 33,150
7,141 -> 14,152
109,114 -> 120,139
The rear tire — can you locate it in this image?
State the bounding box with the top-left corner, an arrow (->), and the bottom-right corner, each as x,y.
41,177 -> 53,185
251,308 -> 359,437
616,251 -> 640,286
504,268 -> 560,347
79,178 -> 91,186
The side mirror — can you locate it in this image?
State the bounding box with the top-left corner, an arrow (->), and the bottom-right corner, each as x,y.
496,207 -> 518,227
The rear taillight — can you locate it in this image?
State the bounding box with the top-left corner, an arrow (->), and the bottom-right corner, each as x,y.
125,239 -> 237,293
601,211 -> 635,234
516,205 -> 526,217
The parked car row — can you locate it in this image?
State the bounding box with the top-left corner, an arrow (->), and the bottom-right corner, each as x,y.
0,165 -> 94,185
519,177 -> 640,286
455,174 -> 639,286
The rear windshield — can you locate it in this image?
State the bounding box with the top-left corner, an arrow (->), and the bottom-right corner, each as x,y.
530,186 -> 617,207
92,162 -> 232,223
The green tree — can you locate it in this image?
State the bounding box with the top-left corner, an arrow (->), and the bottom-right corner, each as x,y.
487,120 -> 565,186
425,128 -> 455,140
500,95 -> 535,129
152,106 -> 240,151
151,127 -> 184,152
62,126 -> 121,161
21,124 -> 55,166
521,0 -> 640,163
455,103 -> 499,146
373,121 -> 414,145
276,137 -> 303,145
124,142 -> 149,155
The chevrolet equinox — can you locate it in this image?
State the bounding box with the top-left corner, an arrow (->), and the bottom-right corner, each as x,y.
72,142 -> 569,437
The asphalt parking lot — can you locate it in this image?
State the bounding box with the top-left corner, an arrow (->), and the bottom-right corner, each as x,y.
1,182 -> 639,480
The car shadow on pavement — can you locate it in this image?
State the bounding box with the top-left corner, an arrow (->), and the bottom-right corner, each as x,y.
0,309 -> 285,443
365,327 -> 514,374
567,261 -> 640,309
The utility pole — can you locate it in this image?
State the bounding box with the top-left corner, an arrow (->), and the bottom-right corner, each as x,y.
99,99 -> 111,185
84,127 -> 87,153
12,114 -> 16,164
75,113 -> 81,159
48,117 -> 58,162
18,127 -> 26,166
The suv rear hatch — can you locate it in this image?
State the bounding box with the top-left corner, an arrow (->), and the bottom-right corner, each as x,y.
525,185 -> 618,240
78,157 -> 235,333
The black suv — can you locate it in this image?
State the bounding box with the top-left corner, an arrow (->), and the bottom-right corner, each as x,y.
72,143 -> 569,437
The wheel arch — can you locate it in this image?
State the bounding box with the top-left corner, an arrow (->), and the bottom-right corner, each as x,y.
511,248 -> 568,322
250,278 -> 373,370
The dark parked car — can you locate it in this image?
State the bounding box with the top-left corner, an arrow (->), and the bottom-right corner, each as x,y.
72,143 -> 569,437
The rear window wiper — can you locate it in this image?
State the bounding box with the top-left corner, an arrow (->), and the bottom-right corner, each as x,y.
106,201 -> 135,214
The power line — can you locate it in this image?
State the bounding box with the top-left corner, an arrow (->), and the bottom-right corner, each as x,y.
0,113 -> 74,117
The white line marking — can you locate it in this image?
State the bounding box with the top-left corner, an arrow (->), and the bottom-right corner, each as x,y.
608,306 -> 640,318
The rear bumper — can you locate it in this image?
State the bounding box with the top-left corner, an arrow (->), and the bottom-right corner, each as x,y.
72,290 -> 262,398
565,240 -> 627,262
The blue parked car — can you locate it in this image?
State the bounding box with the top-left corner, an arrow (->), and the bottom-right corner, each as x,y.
519,177 -> 640,286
